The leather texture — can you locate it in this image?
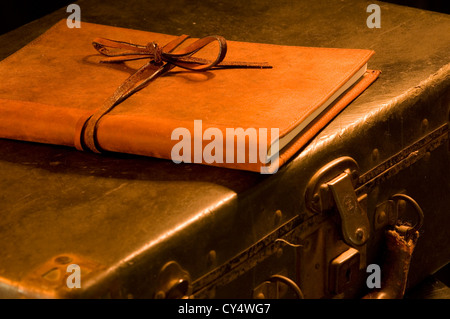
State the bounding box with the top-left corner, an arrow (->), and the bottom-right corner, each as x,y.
0,0 -> 449,300
78,35 -> 271,154
0,20 -> 379,172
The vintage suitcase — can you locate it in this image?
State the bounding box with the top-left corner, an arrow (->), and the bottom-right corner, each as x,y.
0,0 -> 449,299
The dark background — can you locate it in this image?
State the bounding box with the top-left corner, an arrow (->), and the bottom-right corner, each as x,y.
0,0 -> 448,36
0,1 -> 75,35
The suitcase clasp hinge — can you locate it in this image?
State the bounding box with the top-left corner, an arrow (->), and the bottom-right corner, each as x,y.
306,156 -> 370,247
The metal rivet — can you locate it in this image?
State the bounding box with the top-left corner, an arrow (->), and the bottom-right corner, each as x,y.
207,250 -> 216,266
355,228 -> 364,241
54,256 -> 72,264
377,210 -> 387,225
255,292 -> 265,299
276,247 -> 283,258
372,148 -> 379,161
421,118 -> 429,131
274,210 -> 282,224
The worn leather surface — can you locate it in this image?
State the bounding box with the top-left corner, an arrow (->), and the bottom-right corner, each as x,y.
0,20 -> 377,172
0,0 -> 449,298
364,229 -> 419,299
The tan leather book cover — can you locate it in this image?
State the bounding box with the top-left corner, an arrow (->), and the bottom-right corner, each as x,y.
0,20 -> 379,173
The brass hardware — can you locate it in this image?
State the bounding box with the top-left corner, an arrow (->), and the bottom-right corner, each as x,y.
253,275 -> 304,299
391,193 -> 424,238
328,174 -> 370,246
305,157 -> 370,247
329,248 -> 360,295
155,261 -> 192,299
374,193 -> 424,236
306,157 -> 359,214
374,200 -> 397,230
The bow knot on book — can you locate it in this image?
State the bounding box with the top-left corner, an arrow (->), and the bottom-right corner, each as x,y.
76,34 -> 272,153
92,35 -> 231,70
145,42 -> 163,64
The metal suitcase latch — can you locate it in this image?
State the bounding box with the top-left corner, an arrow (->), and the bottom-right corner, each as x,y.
306,157 -> 370,248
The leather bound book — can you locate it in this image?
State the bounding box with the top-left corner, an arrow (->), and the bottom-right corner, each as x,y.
0,20 -> 380,173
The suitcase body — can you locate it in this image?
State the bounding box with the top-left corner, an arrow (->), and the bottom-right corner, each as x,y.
0,0 -> 449,299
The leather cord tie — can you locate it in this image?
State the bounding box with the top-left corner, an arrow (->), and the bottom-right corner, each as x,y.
75,35 -> 272,153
